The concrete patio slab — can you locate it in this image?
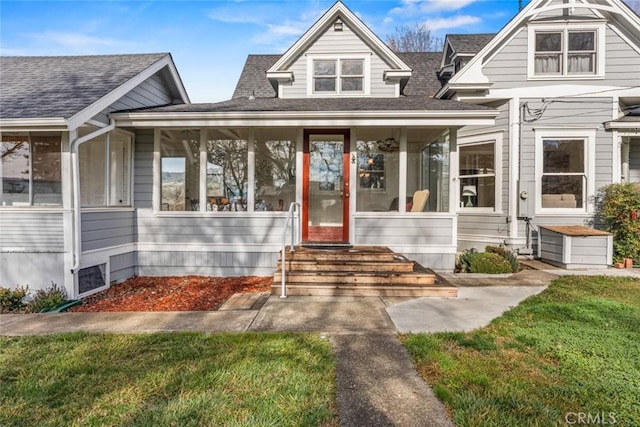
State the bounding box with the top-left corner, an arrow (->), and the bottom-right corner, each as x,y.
0,311 -> 258,336
248,296 -> 395,332
387,286 -> 547,333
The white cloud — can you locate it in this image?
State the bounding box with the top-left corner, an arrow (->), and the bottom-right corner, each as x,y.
391,0 -> 479,16
423,15 -> 481,31
37,32 -> 119,49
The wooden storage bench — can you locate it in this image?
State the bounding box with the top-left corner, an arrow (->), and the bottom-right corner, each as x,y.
538,226 -> 613,269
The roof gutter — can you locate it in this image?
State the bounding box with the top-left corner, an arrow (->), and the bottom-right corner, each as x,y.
70,119 -> 115,274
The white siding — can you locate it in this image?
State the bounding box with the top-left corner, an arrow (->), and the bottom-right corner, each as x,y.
281,23 -> 397,98
630,138 -> 640,183
0,252 -> 65,291
0,211 -> 65,252
137,251 -> 278,277
110,251 -> 136,284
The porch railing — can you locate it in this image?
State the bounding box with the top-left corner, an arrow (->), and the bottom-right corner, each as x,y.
280,202 -> 301,299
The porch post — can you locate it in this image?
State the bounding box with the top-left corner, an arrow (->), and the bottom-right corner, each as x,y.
621,136 -> 630,182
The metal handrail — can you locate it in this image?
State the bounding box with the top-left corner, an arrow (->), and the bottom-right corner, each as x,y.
280,202 -> 300,298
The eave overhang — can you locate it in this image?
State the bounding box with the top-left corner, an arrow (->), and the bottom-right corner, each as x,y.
604,119 -> 640,130
0,117 -> 69,131
111,109 -> 499,128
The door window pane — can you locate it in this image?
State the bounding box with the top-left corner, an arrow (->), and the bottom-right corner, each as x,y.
309,135 -> 344,234
254,129 -> 296,212
160,130 -> 200,211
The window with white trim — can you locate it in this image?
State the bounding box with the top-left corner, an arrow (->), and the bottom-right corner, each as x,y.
1,132 -> 62,207
310,56 -> 367,95
459,141 -> 496,209
541,139 -> 585,209
528,24 -> 604,78
79,131 -> 132,207
535,129 -> 595,213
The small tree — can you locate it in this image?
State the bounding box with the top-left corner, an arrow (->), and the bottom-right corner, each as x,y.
593,182 -> 640,263
386,23 -> 443,52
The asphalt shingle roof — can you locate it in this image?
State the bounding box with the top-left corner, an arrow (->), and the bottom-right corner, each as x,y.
232,52 -> 443,100
0,53 -> 169,119
446,34 -> 496,55
134,96 -> 494,113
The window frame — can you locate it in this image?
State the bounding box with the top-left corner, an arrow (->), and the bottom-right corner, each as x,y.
79,129 -> 133,209
527,22 -> 605,80
307,54 -> 370,96
457,132 -> 502,213
534,129 -> 596,215
0,131 -> 63,208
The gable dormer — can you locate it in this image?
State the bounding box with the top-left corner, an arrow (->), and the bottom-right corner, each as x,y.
437,0 -> 640,99
437,34 -> 495,85
266,1 -> 412,99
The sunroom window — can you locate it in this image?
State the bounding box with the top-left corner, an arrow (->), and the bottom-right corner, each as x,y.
1,132 -> 62,207
79,132 -> 131,207
355,129 -> 400,212
254,128 -> 296,212
160,129 -> 201,211
206,129 -> 248,211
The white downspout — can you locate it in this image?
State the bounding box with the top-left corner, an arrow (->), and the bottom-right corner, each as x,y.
70,119 -> 116,274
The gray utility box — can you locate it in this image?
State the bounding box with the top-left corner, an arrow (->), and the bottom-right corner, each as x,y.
538,226 -> 613,269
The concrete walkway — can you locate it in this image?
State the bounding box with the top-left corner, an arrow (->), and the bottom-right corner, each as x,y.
3,268 -> 638,426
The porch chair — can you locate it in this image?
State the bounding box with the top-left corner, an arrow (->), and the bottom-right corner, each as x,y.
410,190 -> 430,212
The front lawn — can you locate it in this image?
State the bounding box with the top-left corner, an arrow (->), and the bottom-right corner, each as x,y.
0,332 -> 336,426
404,276 -> 640,426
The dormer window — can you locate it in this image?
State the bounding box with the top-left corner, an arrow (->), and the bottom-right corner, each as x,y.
528,23 -> 604,79
313,59 -> 364,93
308,55 -> 370,96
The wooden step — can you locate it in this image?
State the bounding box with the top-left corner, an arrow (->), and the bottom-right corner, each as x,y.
270,283 -> 457,297
276,260 -> 415,273
282,246 -> 397,262
273,271 -> 436,286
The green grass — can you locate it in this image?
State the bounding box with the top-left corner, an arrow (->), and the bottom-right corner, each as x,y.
403,276 -> 640,426
0,332 -> 337,426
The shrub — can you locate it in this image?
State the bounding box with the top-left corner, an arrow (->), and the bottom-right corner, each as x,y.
469,252 -> 513,274
486,245 -> 519,273
457,248 -> 477,273
593,182 -> 640,263
0,286 -> 29,313
29,282 -> 67,313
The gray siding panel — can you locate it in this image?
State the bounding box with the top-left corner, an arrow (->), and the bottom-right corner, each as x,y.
483,26 -> 640,89
137,251 -> 277,277
354,216 -> 454,247
134,129 -> 154,208
81,211 -> 135,252
0,212 -> 65,252
110,251 -> 137,283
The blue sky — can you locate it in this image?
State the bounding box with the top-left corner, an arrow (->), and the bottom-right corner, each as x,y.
1,0 -> 525,102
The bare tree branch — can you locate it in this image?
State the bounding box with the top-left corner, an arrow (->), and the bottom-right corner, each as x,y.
386,23 -> 444,53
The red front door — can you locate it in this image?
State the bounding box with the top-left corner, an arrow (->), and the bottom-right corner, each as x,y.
302,130 -> 350,243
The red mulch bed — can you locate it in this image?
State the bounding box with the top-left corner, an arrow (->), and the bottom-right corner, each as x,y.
70,276 -> 273,312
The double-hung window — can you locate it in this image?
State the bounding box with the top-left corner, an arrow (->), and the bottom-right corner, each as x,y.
310,56 -> 368,95
535,129 -> 595,213
457,133 -> 502,211
529,24 -> 603,78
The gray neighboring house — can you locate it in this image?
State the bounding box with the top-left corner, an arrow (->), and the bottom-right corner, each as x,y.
1,0 -> 639,298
